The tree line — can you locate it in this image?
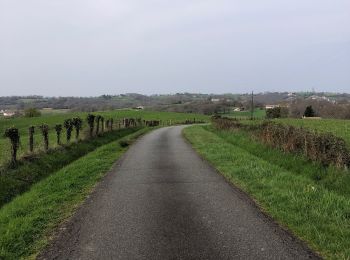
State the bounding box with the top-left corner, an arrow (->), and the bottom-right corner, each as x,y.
3,114 -> 149,166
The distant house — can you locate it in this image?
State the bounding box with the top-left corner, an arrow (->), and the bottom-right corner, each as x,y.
211,98 -> 220,102
265,105 -> 279,110
135,106 -> 144,110
2,110 -> 16,117
233,107 -> 244,112
307,95 -> 331,102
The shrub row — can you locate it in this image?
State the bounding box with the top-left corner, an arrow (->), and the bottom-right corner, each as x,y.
212,117 -> 350,169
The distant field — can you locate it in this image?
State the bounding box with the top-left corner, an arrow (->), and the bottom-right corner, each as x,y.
240,118 -> 350,146
0,110 -> 209,166
39,108 -> 71,115
220,108 -> 266,119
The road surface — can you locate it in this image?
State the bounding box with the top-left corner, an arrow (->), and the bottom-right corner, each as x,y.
40,126 -> 318,260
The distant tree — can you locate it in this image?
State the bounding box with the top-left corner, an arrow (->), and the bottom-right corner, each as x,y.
54,124 -> 62,145
39,124 -> 49,151
64,119 -> 73,142
24,108 -> 41,117
304,106 -> 315,117
4,127 -> 20,165
86,114 -> 95,138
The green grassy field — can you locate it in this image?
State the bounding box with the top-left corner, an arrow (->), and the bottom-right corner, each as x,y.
220,108 -> 266,119
276,118 -> 350,145
183,125 -> 350,259
0,127 -> 152,259
0,110 -> 209,166
240,118 -> 350,146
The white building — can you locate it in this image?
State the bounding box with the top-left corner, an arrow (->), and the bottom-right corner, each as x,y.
2,111 -> 15,117
265,105 -> 279,110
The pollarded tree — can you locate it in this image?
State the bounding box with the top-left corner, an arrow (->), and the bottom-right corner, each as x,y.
106,120 -> 110,132
4,127 -> 20,165
64,119 -> 74,143
95,115 -> 102,136
39,124 -> 49,151
110,118 -> 113,131
72,117 -> 83,140
101,116 -> 105,133
28,126 -> 35,152
87,114 -> 95,138
55,124 -> 62,145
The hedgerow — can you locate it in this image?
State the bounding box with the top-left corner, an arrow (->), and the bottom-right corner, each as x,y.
212,117 -> 350,169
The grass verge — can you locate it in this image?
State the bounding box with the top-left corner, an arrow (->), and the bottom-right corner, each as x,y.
183,125 -> 350,259
0,127 -> 142,208
0,127 -> 151,259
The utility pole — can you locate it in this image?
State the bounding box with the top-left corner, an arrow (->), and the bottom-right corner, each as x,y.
250,91 -> 254,120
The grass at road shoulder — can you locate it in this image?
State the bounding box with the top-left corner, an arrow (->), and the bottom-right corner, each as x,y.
0,127 -> 151,259
183,125 -> 350,259
0,127 -> 142,208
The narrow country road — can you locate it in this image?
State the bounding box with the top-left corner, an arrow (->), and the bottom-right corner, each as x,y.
40,126 -> 318,260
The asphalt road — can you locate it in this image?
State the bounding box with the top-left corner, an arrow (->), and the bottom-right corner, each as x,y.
40,126 -> 319,260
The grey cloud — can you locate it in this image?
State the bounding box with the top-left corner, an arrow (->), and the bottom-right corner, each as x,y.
0,0 -> 349,96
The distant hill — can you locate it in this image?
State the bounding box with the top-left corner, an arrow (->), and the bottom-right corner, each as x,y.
1,92 -> 349,118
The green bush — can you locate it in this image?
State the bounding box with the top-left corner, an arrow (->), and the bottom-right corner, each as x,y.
119,140 -> 130,147
24,108 -> 41,118
266,107 -> 289,119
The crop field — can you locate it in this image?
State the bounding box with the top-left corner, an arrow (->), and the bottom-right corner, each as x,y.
0,110 -> 209,166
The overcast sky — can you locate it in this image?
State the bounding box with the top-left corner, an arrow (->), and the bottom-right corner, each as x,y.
0,0 -> 349,96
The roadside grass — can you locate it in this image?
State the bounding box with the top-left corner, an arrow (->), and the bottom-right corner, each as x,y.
183,125 -> 350,259
209,126 -> 350,197
0,109 -> 209,165
0,127 -> 151,259
0,127 -> 142,208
